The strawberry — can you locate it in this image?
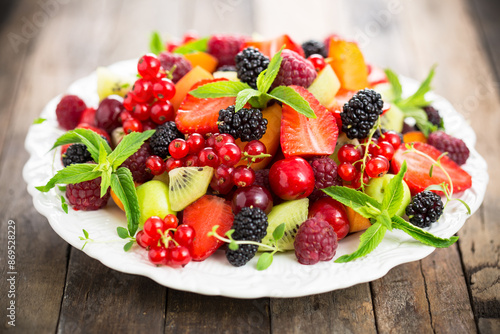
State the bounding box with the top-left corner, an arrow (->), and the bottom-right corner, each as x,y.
280,86 -> 338,157
242,34 -> 304,58
79,107 -> 97,127
182,195 -> 234,261
175,78 -> 236,135
391,142 -> 472,195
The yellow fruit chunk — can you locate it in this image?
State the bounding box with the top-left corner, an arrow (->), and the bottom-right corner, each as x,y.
346,206 -> 371,233
327,38 -> 369,91
171,66 -> 213,111
308,64 -> 341,109
184,52 -> 218,73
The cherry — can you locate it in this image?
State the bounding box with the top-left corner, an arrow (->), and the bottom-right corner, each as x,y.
165,158 -> 183,172
163,214 -> 179,229
153,78 -> 176,101
374,141 -> 395,161
338,144 -> 361,164
213,133 -> 235,152
243,140 -> 267,163
232,166 -> 255,188
131,78 -> 154,103
137,54 -> 161,80
269,157 -> 315,200
198,147 -> 219,168
95,98 -> 123,133
132,103 -> 150,121
145,155 -> 165,175
169,138 -> 189,159
150,101 -> 175,125
123,118 -> 143,134
186,133 -> 205,154
169,245 -> 192,266
309,197 -> 350,240
231,185 -> 273,214
338,162 -> 358,181
210,165 -> 234,194
218,143 -> 241,166
365,156 -> 390,178
380,131 -> 401,150
143,216 -> 167,239
174,225 -> 195,247
148,246 -> 169,265
308,54 -> 326,71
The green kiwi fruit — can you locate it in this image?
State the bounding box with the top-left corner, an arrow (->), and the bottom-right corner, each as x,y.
260,198 -> 309,251
168,167 -> 214,211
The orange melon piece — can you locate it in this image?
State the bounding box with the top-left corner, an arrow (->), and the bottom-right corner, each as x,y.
184,52 -> 218,73
327,38 -> 369,91
346,206 -> 371,233
235,103 -> 282,170
171,66 -> 213,111
403,131 -> 427,144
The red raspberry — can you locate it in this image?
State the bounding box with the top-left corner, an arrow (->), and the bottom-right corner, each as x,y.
294,218 -> 338,265
158,52 -> 192,83
207,34 -> 246,67
253,169 -> 271,192
120,142 -> 154,183
427,131 -> 470,165
309,157 -> 338,189
271,49 -> 317,90
56,95 -> 87,130
66,177 -> 110,211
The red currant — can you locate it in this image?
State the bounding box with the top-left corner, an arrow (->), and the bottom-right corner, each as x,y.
148,246 -> 169,265
119,110 -> 133,123
352,172 -> 370,189
136,230 -> 148,249
131,78 -> 154,103
218,143 -> 241,166
150,101 -> 175,125
232,166 -> 255,188
308,54 -> 326,71
338,162 -> 358,181
169,139 -> 189,159
132,103 -> 150,121
153,78 -> 176,101
374,141 -> 395,161
182,31 -> 199,43
169,245 -> 191,266
365,156 -> 390,178
338,144 -> 361,164
186,133 -> 205,154
166,41 -> 181,52
123,118 -> 143,134
145,155 -> 166,175
213,134 -> 235,152
163,214 -> 179,229
123,94 -> 136,111
365,138 -> 378,156
174,225 -> 195,248
142,120 -> 157,131
143,216 -> 167,239
380,131 -> 402,150
198,147 -> 219,168
165,157 -> 183,172
243,140 -> 267,163
205,133 -> 219,148
183,154 -> 199,167
210,165 -> 234,194
137,54 -> 161,80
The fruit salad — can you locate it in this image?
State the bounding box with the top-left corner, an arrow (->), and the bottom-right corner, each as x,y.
36,32 -> 473,270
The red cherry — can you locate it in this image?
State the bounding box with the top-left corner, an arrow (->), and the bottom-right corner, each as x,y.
150,100 -> 175,125
232,166 -> 255,188
145,155 -> 165,175
131,78 -> 154,103
352,172 -> 370,189
308,54 -> 326,71
123,94 -> 136,112
123,118 -> 143,134
269,157 -> 315,200
142,119 -> 157,131
119,110 -> 133,123
309,197 -> 350,240
169,245 -> 192,266
137,54 -> 161,80
186,133 -> 205,154
231,185 -> 273,214
148,246 -> 169,265
182,31 -> 199,43
205,133 -> 219,148
174,225 -> 195,248
169,138 -> 189,159
153,78 -> 176,101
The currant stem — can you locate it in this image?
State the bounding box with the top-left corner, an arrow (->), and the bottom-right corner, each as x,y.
358,118 -> 382,191
208,226 -> 278,252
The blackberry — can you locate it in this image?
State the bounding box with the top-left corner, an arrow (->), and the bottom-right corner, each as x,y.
149,121 -> 184,159
341,89 -> 384,139
218,106 -> 268,142
217,65 -> 236,72
427,131 -> 470,165
406,191 -> 444,228
235,47 -> 270,89
301,40 -> 327,58
422,106 -> 443,128
120,142 -> 153,183
225,207 -> 268,267
62,143 -> 93,167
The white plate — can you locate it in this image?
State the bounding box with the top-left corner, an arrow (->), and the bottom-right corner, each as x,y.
23,60 -> 488,298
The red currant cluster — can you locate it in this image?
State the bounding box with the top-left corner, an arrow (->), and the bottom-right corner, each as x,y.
337,130 -> 401,189
308,54 -> 327,72
136,214 -> 195,266
120,54 -> 176,134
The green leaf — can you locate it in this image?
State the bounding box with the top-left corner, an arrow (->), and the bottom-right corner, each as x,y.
36,163 -> 101,192
60,196 -> 68,214
51,128 -> 111,162
356,203 -> 381,218
268,86 -> 316,119
382,160 -> 407,216
149,31 -> 164,55
257,252 -> 274,270
110,168 -> 140,236
173,37 -> 209,55
189,81 -> 251,98
33,117 -> 46,124
401,107 -> 437,137
399,65 -> 436,109
235,89 -> 262,112
98,142 -> 108,166
377,210 -> 392,231
384,69 -> 402,101
453,198 -> 471,215
256,47 -> 283,93
83,229 -> 89,239
272,223 -> 286,241
58,185 -> 67,192
391,215 -> 458,248
424,184 -> 446,193
123,240 -> 134,252
335,222 -> 387,263
322,186 -> 382,218
107,130 -> 155,169
117,226 -> 129,239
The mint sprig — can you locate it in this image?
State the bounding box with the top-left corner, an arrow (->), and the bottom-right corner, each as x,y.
33,117 -> 46,124
37,129 -> 154,236
149,31 -> 164,55
173,37 -> 209,55
323,160 -> 458,263
189,48 -> 316,118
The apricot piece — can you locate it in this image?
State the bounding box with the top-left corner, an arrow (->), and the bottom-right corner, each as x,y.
403,131 -> 427,144
346,206 -> 372,233
242,34 -> 304,57
184,52 -> 218,74
327,38 -> 369,91
171,66 -> 213,111
110,188 -> 124,212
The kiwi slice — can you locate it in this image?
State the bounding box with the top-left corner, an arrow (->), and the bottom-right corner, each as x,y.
168,167 -> 214,211
260,198 -> 309,251
96,67 -> 135,101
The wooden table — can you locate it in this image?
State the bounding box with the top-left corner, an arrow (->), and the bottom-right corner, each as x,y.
1,0 -> 499,333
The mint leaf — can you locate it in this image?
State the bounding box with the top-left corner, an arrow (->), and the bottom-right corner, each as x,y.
335,222 -> 387,263
107,130 -> 155,169
149,31 -> 164,55
256,48 -> 283,93
36,163 -> 101,192
189,81 -> 251,98
391,215 -> 458,248
235,89 -> 262,112
257,252 -> 273,270
60,196 -> 68,214
377,210 -> 392,231
110,167 -> 140,236
268,86 -> 316,118
173,37 -> 209,55
58,185 -> 67,192
123,240 -> 134,252
83,229 -> 89,239
402,108 -> 437,136
51,128 -> 111,162
100,169 -> 112,198
272,223 -> 286,241
382,160 -> 407,216
117,226 -> 129,239
356,203 -> 381,218
399,65 -> 436,109
322,186 -> 382,218
33,117 -> 46,124
384,69 -> 402,101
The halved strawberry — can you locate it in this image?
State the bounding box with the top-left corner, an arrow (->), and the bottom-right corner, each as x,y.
280,85 -> 338,157
242,34 -> 304,58
367,64 -> 389,87
182,195 -> 234,261
391,142 -> 472,195
175,78 -> 236,135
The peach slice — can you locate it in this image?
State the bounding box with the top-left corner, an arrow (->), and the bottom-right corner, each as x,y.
171,66 -> 213,111
346,206 -> 372,233
184,52 -> 218,74
327,38 -> 369,91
